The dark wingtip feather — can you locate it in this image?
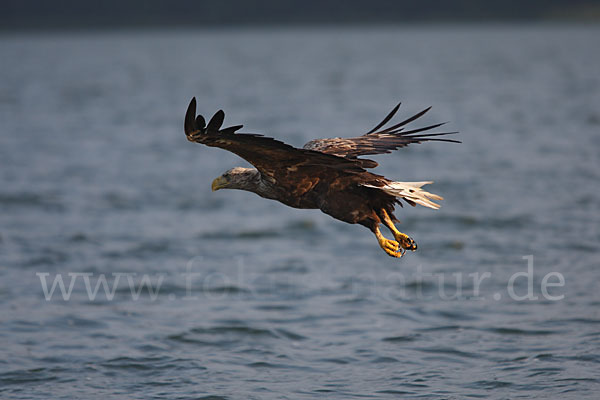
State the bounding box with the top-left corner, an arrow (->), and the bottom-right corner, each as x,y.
397,122 -> 450,136
207,110 -> 225,132
219,124 -> 244,134
422,138 -> 462,144
386,122 -> 448,135
365,102 -> 401,135
184,97 -> 197,135
406,131 -> 459,139
196,115 -> 206,130
377,106 -> 432,135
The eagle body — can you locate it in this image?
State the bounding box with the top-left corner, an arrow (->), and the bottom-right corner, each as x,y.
231,166 -> 399,227
185,98 -> 458,257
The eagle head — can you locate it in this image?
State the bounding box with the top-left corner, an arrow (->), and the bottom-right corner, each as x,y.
212,167 -> 260,191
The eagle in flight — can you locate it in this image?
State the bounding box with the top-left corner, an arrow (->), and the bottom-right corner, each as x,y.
184,98 -> 459,258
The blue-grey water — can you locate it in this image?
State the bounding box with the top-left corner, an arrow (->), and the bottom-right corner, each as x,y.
1,26 -> 599,399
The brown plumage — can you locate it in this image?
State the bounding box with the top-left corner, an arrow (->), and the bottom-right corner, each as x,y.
184,98 -> 459,257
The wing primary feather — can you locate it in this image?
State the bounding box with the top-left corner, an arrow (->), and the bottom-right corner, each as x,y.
195,115 -> 206,130
411,138 -> 462,144
219,124 -> 244,134
397,123 -> 450,136
404,131 -> 459,139
365,102 -> 401,135
184,97 -> 197,135
207,110 -> 225,132
377,106 -> 432,134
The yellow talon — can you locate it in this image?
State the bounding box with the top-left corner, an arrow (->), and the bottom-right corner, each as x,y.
380,209 -> 418,252
394,232 -> 417,251
374,226 -> 405,258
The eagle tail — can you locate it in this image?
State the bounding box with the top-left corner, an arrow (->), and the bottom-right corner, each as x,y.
363,181 -> 443,209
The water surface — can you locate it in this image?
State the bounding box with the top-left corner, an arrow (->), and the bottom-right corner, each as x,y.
1,25 -> 599,399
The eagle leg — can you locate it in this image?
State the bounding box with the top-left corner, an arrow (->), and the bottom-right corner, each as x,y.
380,209 -> 418,252
373,225 -> 405,258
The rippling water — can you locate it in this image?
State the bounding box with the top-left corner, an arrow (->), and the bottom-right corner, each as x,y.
1,25 -> 599,399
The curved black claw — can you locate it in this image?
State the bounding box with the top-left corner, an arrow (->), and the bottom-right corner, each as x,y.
399,235 -> 417,251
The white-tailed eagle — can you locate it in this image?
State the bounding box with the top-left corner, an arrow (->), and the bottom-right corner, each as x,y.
184,98 -> 459,257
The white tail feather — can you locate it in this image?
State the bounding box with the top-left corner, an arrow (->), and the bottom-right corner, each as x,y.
362,181 -> 443,209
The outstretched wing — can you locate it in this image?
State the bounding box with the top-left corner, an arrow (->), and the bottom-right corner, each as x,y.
303,103 -> 460,161
184,98 -> 365,180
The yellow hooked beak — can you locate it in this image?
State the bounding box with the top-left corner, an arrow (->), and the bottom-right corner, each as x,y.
211,175 -> 228,191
